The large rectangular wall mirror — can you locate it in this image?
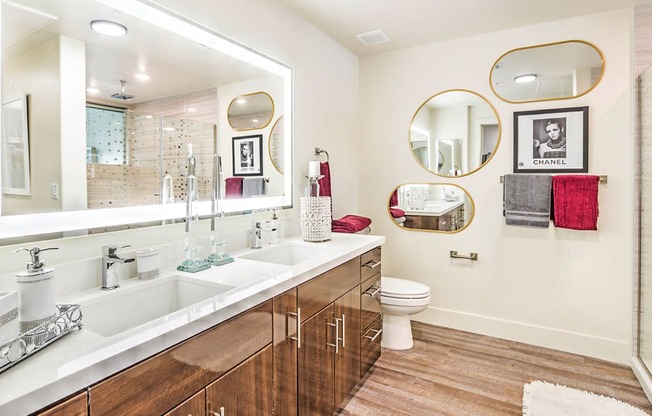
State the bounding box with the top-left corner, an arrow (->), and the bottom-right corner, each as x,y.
0,0 -> 293,241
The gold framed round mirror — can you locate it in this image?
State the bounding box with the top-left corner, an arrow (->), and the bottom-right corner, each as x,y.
409,89 -> 500,177
268,115 -> 284,174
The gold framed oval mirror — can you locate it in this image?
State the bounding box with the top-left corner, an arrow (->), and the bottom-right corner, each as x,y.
490,40 -> 604,103
388,183 -> 475,233
409,89 -> 500,177
268,115 -> 284,174
227,91 -> 274,131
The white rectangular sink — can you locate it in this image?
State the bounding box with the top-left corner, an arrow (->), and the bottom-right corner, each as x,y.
81,275 -> 234,337
239,242 -> 334,266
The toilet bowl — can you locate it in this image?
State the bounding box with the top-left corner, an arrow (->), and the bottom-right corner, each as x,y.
380,276 -> 431,350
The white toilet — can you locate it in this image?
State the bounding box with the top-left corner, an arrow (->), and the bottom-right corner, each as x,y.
380,276 -> 431,350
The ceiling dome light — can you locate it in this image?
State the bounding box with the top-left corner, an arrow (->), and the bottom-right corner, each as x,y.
514,74 -> 537,83
235,98 -> 247,104
134,72 -> 150,80
90,20 -> 128,37
86,87 -> 100,94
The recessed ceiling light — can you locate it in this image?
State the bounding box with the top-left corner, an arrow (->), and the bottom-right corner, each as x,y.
90,20 -> 128,37
514,74 -> 537,83
134,72 -> 150,80
235,98 -> 247,104
86,87 -> 101,94
186,107 -> 196,113
252,119 -> 259,123
356,29 -> 390,46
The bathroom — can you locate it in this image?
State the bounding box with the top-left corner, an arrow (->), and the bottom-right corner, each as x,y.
0,0 -> 651,414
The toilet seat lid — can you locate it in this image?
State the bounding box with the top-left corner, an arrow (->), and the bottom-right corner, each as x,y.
381,276 -> 430,298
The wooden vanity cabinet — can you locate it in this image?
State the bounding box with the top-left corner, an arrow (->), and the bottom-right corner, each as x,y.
205,344 -> 273,415
89,300 -> 272,416
296,258 -> 362,416
33,391 -> 87,416
272,288 -> 298,416
360,247 -> 382,378
164,390 -> 205,416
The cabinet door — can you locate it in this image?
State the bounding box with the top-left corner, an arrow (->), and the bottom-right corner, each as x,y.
205,344 -> 273,416
334,286 -> 361,407
298,305 -> 335,416
35,391 -> 87,416
273,288 -> 298,416
164,390 -> 205,416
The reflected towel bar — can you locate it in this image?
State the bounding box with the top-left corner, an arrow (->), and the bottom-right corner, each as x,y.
315,147 -> 329,162
499,175 -> 607,184
450,251 -> 478,261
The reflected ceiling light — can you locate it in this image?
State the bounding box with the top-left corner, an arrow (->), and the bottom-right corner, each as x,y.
252,119 -> 259,123
90,20 -> 128,37
162,127 -> 176,132
186,107 -> 196,113
235,98 -> 247,104
514,74 -> 537,83
86,87 -> 100,94
134,72 -> 150,80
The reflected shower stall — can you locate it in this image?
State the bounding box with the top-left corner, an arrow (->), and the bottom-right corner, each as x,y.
86,106 -> 215,210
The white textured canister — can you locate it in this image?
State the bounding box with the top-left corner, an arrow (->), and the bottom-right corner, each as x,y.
17,268 -> 57,333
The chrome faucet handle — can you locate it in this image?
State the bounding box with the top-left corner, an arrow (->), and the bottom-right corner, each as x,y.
102,244 -> 131,257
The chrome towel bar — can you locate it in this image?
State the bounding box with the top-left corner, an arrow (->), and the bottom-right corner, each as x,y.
450,251 -> 478,261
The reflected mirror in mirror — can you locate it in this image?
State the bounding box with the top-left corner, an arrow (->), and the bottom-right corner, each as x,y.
0,0 -> 293,241
389,183 -> 474,233
410,90 -> 500,177
228,92 -> 274,131
268,115 -> 285,174
490,40 -> 604,103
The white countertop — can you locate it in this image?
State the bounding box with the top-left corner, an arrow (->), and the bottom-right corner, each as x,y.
0,233 -> 384,415
402,199 -> 463,216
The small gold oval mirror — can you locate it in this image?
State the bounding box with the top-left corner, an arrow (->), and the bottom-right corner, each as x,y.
268,115 -> 284,174
388,183 -> 474,233
410,89 -> 500,177
228,91 -> 274,131
490,40 -> 604,103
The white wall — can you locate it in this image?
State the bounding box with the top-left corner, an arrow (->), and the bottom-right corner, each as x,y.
359,9 -> 633,363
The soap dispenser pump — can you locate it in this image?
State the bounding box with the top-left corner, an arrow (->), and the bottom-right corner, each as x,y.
12,247 -> 59,333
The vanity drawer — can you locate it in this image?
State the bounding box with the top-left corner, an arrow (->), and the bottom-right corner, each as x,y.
361,314 -> 382,377
34,391 -> 87,416
298,258 -> 359,322
360,247 -> 381,282
360,274 -> 381,330
89,300 -> 272,416
163,390 -> 205,416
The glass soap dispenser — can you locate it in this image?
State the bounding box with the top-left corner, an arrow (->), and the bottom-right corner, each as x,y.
12,247 -> 59,333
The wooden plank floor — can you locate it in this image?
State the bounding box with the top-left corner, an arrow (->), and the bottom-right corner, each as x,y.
338,322 -> 652,415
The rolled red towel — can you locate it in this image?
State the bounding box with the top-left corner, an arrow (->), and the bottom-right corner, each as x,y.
390,208 -> 405,218
332,215 -> 372,233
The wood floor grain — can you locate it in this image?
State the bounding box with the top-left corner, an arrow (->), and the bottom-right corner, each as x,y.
337,322 -> 652,416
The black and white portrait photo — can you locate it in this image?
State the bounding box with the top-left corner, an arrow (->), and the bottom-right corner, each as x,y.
514,107 -> 588,173
232,134 -> 263,176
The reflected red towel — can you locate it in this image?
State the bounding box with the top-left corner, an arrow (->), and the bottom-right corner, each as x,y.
332,215 -> 372,233
225,177 -> 243,199
390,208 -> 405,218
318,162 -> 332,198
390,190 -> 398,207
552,175 -> 600,230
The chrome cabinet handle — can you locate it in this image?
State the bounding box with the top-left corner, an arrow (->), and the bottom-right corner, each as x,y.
326,317 -> 339,353
362,259 -> 382,269
208,406 -> 224,416
287,307 -> 301,349
341,314 -> 346,348
363,285 -> 381,297
364,327 -> 383,342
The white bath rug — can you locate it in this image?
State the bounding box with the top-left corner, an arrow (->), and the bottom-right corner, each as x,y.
523,380 -> 650,416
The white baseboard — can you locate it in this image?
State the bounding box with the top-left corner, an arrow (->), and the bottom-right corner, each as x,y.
414,306 -> 631,365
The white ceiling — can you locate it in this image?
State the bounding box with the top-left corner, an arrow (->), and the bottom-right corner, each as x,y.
271,0 -> 646,56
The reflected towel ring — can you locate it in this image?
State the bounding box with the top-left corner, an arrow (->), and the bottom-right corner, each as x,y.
315,147 -> 329,162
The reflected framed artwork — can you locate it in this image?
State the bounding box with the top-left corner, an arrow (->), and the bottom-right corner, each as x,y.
513,106 -> 588,173
232,134 -> 263,176
1,94 -> 31,195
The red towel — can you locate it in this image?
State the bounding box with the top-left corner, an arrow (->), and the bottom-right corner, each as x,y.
390,208 -> 405,218
332,215 -> 372,233
552,175 -> 599,230
318,162 -> 332,198
390,190 -> 398,207
225,177 -> 243,199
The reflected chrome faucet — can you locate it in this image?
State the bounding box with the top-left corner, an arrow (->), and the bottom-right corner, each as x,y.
102,245 -> 135,290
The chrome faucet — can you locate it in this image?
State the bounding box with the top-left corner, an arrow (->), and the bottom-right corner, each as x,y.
101,245 -> 135,290
250,222 -> 277,249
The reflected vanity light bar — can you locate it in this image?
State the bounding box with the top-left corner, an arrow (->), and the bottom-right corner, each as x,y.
514,74 -> 537,83
410,125 -> 429,136
96,0 -> 291,78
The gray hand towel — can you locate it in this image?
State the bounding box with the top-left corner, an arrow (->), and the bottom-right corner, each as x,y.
503,174 -> 551,228
242,177 -> 266,197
